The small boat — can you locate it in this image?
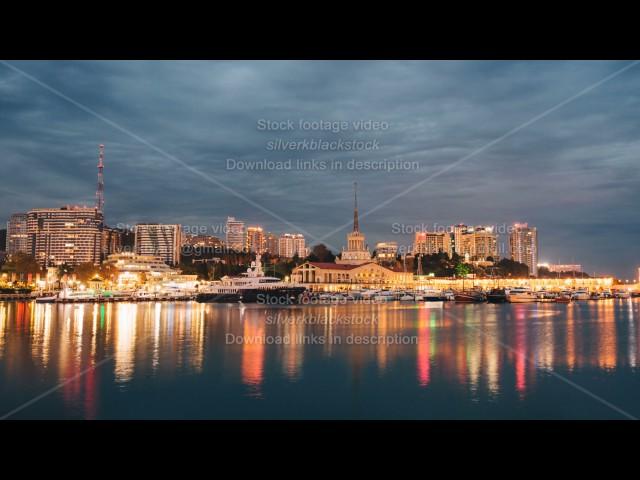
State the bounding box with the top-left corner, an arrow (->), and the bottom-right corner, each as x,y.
486,288 -> 508,303
506,287 -> 537,303
373,291 -> 394,302
419,287 -> 445,302
35,295 -> 58,304
573,289 -> 590,301
454,291 -> 486,303
442,290 -> 456,301
614,290 -> 631,299
554,294 -> 572,303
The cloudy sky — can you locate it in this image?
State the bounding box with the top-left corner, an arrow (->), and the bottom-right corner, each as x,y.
0,60 -> 639,278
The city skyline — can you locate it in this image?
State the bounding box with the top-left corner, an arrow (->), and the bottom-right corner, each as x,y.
1,61 -> 639,277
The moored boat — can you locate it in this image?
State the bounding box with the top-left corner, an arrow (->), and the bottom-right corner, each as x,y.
572,289 -> 590,301
506,287 -> 537,303
454,291 -> 486,303
486,288 -> 508,303
554,294 -> 572,303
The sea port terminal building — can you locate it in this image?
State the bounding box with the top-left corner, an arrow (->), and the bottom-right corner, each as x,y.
291,261 -> 413,290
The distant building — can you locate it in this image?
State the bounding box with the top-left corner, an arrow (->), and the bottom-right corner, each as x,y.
542,264 -> 582,273
375,242 -> 398,265
0,228 -> 6,252
182,234 -> 223,249
413,232 -> 452,257
449,224 -> 468,255
278,233 -> 306,258
27,206 -> 103,267
264,232 -> 279,255
461,226 -> 498,262
102,225 -> 123,259
510,223 -> 538,276
246,226 -> 265,254
120,227 -> 135,251
134,223 -> 181,266
225,217 -> 245,251
7,213 -> 29,255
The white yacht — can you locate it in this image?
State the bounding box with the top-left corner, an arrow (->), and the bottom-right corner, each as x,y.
417,287 -> 445,302
572,289 -> 590,301
506,287 -> 537,303
196,255 -> 306,303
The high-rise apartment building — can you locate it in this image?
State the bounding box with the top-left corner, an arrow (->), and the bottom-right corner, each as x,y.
461,226 -> 498,262
413,232 -> 452,257
7,213 -> 29,255
510,223 -> 538,276
225,217 -> 245,251
27,206 -> 104,267
134,223 -> 182,266
102,225 -> 123,259
278,233 -> 306,258
264,232 -> 279,255
449,224 -> 468,255
246,226 -> 265,254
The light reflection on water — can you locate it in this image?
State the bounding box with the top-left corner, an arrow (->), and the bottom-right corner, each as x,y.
0,299 -> 639,419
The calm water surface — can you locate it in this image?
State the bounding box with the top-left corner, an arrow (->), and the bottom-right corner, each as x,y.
1,299 -> 639,419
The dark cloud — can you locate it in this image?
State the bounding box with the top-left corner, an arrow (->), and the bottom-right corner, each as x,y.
1,60 -> 639,277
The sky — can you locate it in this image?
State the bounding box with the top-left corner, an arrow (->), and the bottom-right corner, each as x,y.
0,60 -> 639,278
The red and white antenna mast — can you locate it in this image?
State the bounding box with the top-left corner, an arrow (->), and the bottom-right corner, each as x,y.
96,144 -> 105,214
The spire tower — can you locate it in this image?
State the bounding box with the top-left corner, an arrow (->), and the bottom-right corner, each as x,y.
96,144 -> 105,214
336,182 -> 371,265
353,181 -> 359,232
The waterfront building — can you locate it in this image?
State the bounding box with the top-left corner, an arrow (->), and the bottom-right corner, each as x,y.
413,232 -> 452,257
246,226 -> 266,254
278,233 -> 306,258
461,226 -> 498,262
26,206 -> 103,267
7,213 -> 29,255
335,183 -> 371,265
104,251 -> 196,287
375,242 -> 398,265
134,223 -> 182,266
225,216 -> 245,251
291,261 -> 412,288
510,223 -> 538,276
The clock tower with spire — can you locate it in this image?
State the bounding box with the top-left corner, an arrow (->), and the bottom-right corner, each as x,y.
336,182 -> 372,265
